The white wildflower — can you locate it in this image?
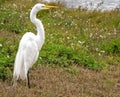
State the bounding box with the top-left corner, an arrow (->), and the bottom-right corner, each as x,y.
95,48 -> 99,51
89,33 -> 93,38
98,53 -> 101,56
7,55 -> 10,58
107,33 -> 111,35
0,44 -> 2,47
78,41 -> 84,44
67,37 -> 70,39
99,35 -> 105,38
100,50 -> 105,53
13,3 -> 17,8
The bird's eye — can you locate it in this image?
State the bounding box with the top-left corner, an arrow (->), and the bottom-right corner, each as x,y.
42,5 -> 45,8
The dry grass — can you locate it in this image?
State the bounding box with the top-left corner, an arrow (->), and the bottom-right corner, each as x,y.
0,65 -> 120,97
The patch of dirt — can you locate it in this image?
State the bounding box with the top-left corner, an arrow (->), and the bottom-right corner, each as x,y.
0,65 -> 120,97
0,31 -> 20,39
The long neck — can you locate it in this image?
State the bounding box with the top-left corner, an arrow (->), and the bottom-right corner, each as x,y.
30,8 -> 45,49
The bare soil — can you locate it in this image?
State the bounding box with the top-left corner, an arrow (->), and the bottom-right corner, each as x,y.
0,65 -> 120,97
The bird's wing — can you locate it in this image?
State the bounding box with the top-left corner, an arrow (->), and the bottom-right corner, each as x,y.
19,32 -> 39,69
14,32 -> 39,80
23,38 -> 39,69
13,49 -> 24,80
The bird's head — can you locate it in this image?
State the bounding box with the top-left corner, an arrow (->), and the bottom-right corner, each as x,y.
33,3 -> 57,12
30,3 -> 57,22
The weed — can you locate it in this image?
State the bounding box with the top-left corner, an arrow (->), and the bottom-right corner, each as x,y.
101,39 -> 120,55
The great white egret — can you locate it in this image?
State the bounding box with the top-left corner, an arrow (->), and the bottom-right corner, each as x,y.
13,3 -> 57,88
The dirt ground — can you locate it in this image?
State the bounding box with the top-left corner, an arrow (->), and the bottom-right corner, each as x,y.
0,65 -> 120,97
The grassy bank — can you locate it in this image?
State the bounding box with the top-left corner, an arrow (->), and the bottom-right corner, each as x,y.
0,0 -> 120,80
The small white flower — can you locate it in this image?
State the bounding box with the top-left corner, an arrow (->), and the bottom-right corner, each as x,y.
67,37 -> 70,39
13,3 -> 17,8
71,43 -> 74,46
0,44 -> 2,47
7,55 -> 10,58
89,33 -> 93,38
95,48 -> 99,51
99,35 -> 103,38
78,41 -> 84,44
107,33 -> 111,35
100,50 -> 105,53
65,31 -> 68,33
48,23 -> 50,25
1,22 -> 4,25
98,53 -> 101,56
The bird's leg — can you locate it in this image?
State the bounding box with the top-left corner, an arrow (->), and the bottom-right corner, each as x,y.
27,70 -> 30,88
12,77 -> 17,88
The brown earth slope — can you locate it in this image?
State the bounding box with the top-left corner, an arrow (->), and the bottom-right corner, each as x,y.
0,65 -> 120,97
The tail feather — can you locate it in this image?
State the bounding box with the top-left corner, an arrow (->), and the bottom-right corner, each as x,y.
13,50 -> 26,80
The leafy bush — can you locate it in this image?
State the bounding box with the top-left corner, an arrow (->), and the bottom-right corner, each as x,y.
39,44 -> 74,67
0,47 -> 14,81
0,5 -> 29,34
101,39 -> 120,55
38,43 -> 105,70
0,36 -> 17,80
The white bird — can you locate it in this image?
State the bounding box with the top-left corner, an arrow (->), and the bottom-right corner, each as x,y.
13,3 -> 57,88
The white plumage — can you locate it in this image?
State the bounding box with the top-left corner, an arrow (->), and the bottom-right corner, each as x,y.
13,3 -> 57,88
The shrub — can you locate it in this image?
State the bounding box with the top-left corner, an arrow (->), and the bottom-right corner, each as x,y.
101,39 -> 120,55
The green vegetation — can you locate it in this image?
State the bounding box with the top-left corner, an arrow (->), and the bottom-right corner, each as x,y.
0,1 -> 120,80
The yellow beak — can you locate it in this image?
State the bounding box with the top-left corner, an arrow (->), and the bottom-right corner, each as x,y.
43,5 -> 58,9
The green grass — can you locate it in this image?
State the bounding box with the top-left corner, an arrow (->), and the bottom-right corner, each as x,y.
0,1 -> 120,80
